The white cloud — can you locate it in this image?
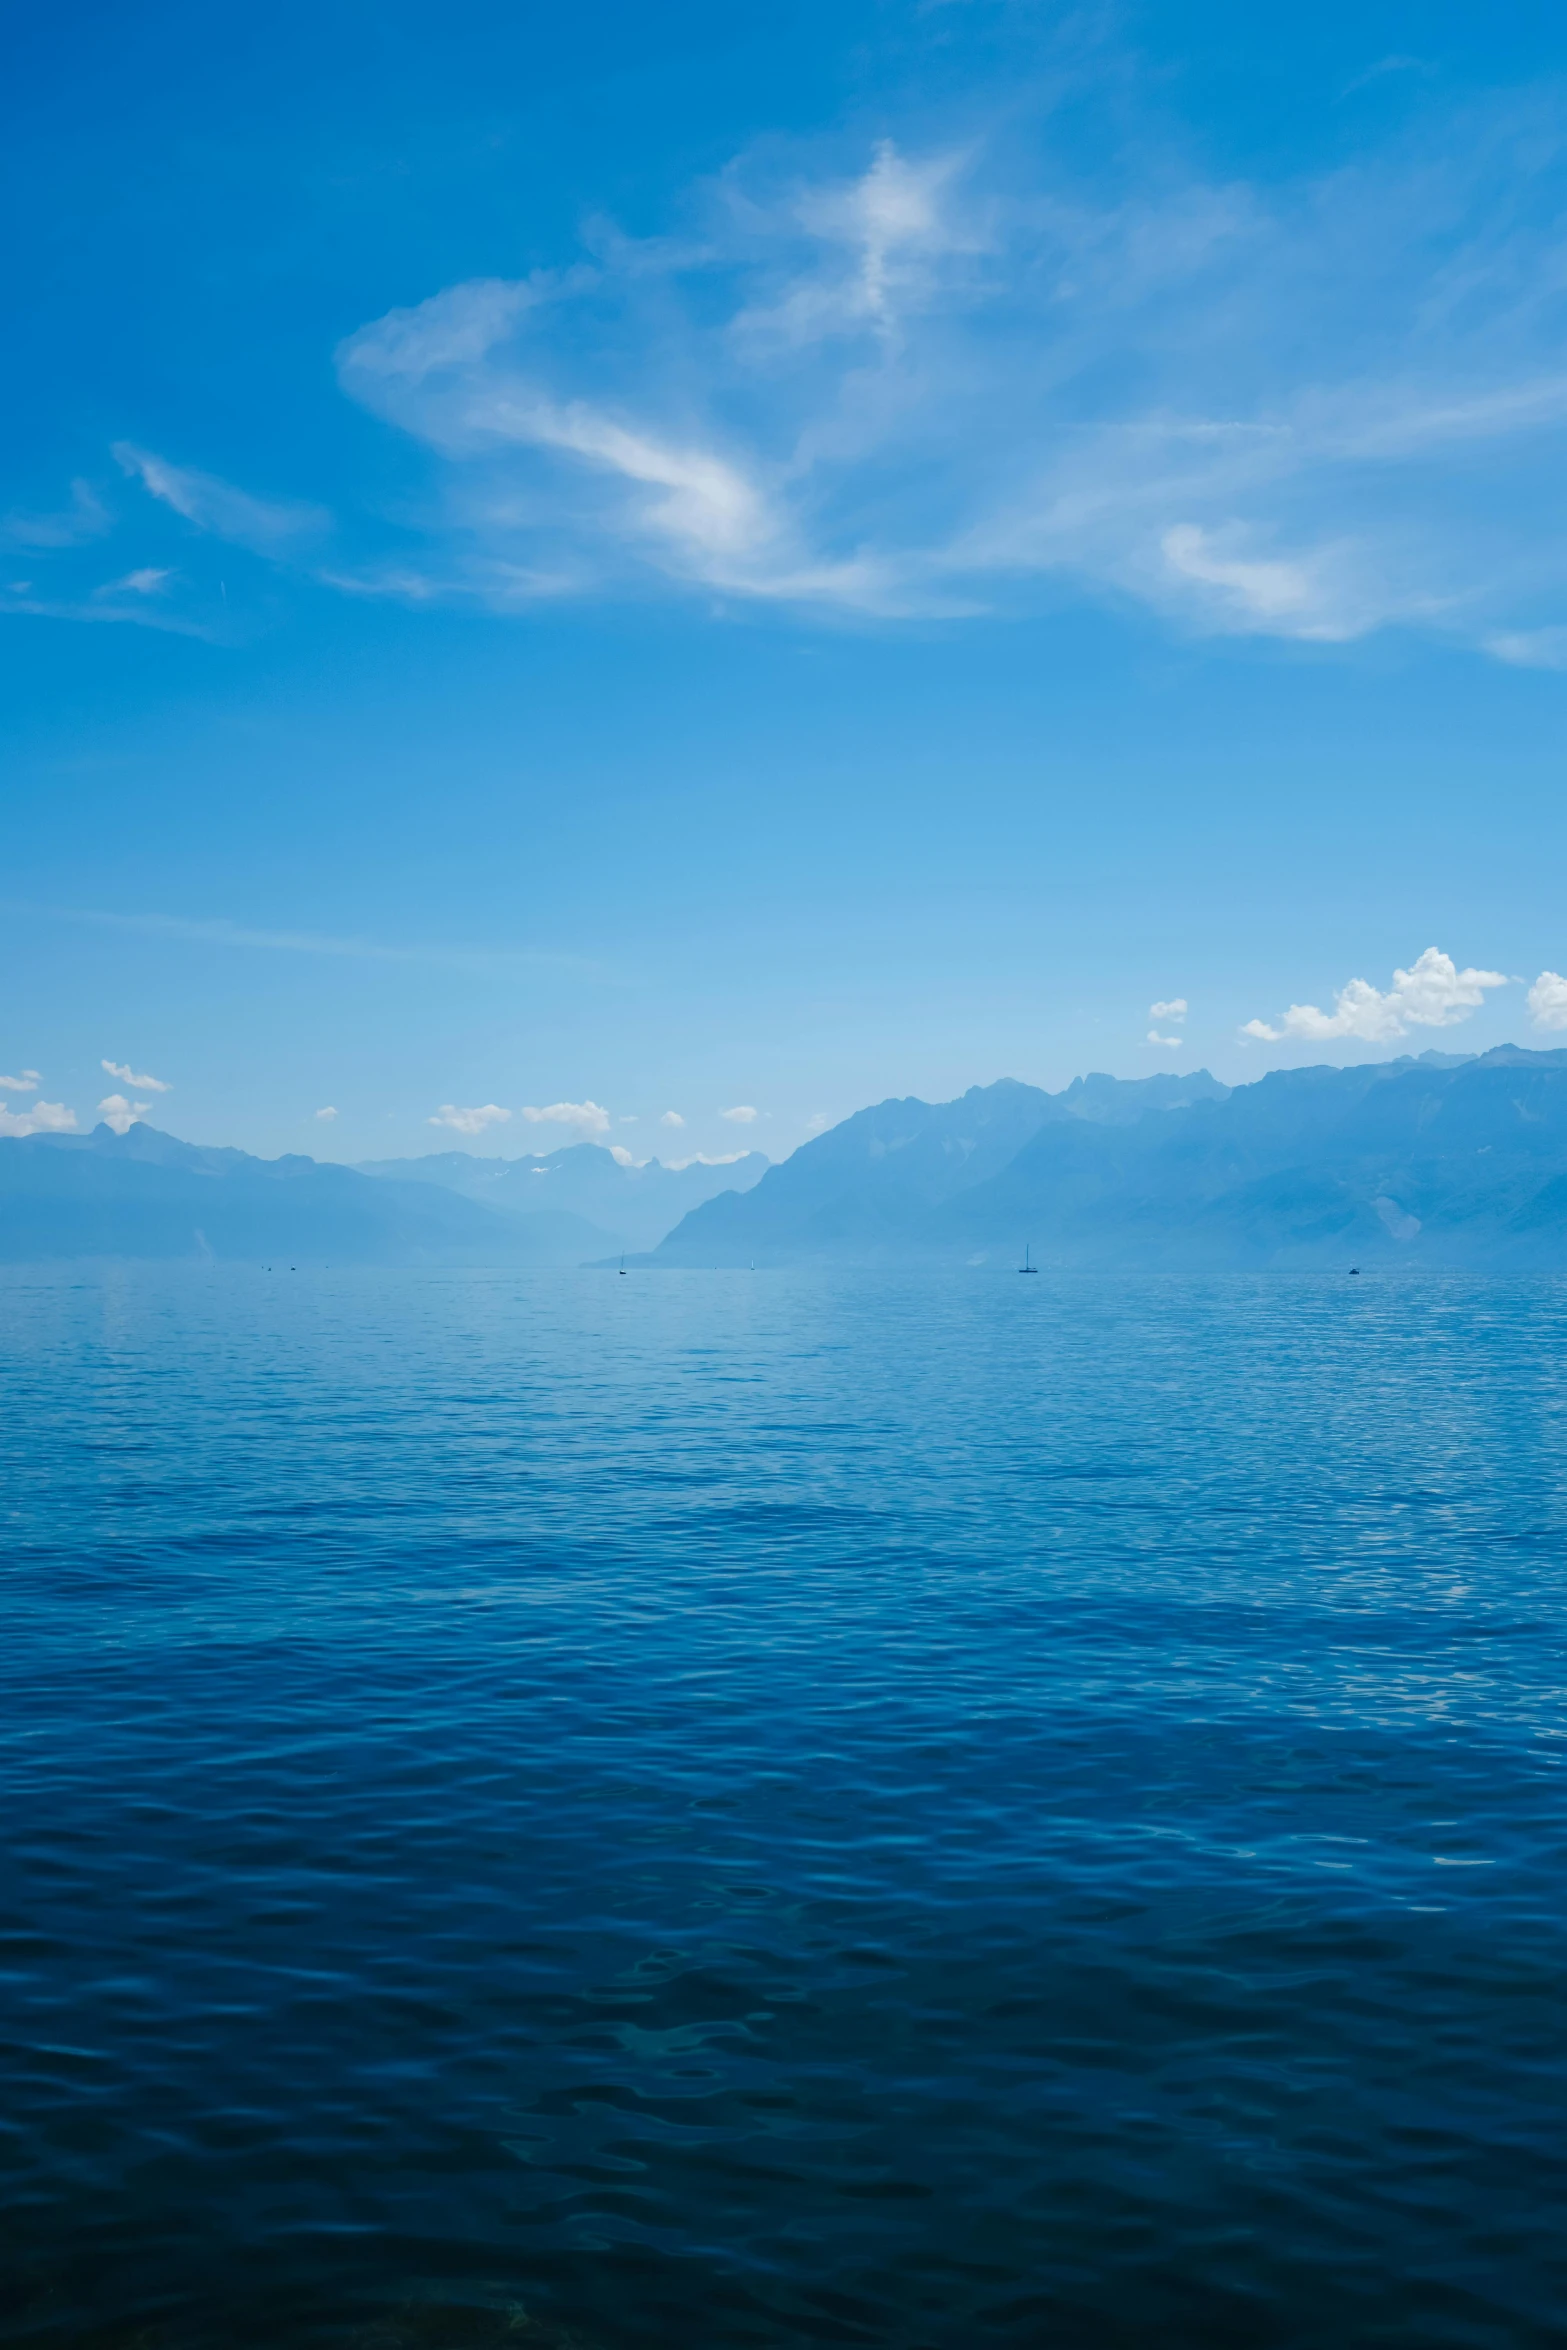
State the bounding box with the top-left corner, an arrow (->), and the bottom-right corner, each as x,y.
102,1058 -> 171,1092
521,1098 -> 611,1135
429,1103 -> 512,1135
720,1104 -> 759,1122
804,1111 -> 831,1134
1486,627 -> 1567,670
0,1068 -> 40,1091
97,1094 -> 149,1134
113,444 -> 327,554
608,1144 -> 648,1166
318,93 -> 1567,649
667,1151 -> 750,1168
1527,970 -> 1567,1030
95,567 -> 173,598
735,139 -> 981,347
1159,525 -> 1363,642
659,1109 -> 685,1127
1149,999 -> 1187,1022
1146,1030 -> 1183,1048
0,1098 -> 75,1136
3,480 -> 109,550
1243,947 -> 1507,1043
314,1105 -> 339,1121
0,583 -> 212,640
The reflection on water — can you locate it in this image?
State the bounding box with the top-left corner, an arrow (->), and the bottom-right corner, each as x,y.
2,1266 -> 1566,2348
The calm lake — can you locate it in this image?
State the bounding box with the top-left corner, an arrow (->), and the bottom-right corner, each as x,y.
2,1266 -> 1565,2348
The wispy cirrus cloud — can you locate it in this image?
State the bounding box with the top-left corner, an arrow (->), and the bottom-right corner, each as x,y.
94,566 -> 173,598
3,899 -> 601,977
113,443 -> 328,553
321,85 -> 1567,653
3,479 -> 109,550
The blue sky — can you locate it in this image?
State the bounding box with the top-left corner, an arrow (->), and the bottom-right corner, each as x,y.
4,0 -> 1567,1158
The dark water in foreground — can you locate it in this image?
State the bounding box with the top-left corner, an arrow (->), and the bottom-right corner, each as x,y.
2,1268 -> 1565,2350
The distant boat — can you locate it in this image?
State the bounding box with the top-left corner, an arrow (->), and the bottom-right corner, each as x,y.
619,1255 -> 626,1276
1019,1244 -> 1037,1274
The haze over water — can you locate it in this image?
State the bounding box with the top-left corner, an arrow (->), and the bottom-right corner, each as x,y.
3,1266 -> 1565,2348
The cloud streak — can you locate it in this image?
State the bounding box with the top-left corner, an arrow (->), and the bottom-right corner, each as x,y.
2,899 -> 599,977
114,445 -> 327,553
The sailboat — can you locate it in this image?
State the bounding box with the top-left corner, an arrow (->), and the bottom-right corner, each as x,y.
619,1255 -> 626,1276
1019,1244 -> 1037,1274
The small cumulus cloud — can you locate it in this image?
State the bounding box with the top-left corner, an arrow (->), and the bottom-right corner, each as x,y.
0,1068 -> 40,1092
667,1151 -> 750,1168
315,1106 -> 339,1121
608,1144 -> 648,1167
102,1058 -> 170,1092
804,1112 -> 831,1134
0,1098 -> 76,1136
659,1110 -> 685,1128
1242,948 -> 1506,1044
1146,1031 -> 1183,1048
1149,999 -> 1188,1022
97,1094 -> 149,1134
521,1099 -> 611,1135
429,1103 -> 512,1135
720,1104 -> 759,1123
1528,971 -> 1567,1030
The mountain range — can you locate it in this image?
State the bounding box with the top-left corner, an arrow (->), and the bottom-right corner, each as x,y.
642,1048 -> 1567,1268
356,1142 -> 767,1253
4,1049 -> 1567,1268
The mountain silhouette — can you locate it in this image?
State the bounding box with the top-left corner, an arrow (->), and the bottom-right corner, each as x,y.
357,1142 -> 768,1254
645,1050 -> 1567,1267
0,1124 -> 620,1265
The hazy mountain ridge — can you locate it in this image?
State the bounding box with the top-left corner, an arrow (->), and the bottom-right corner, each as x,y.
8,1052 -> 1567,1269
648,1050 -> 1567,1267
357,1142 -> 768,1253
0,1125 -> 623,1265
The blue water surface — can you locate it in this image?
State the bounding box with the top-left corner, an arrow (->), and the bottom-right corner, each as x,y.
1,1266 -> 1565,2349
